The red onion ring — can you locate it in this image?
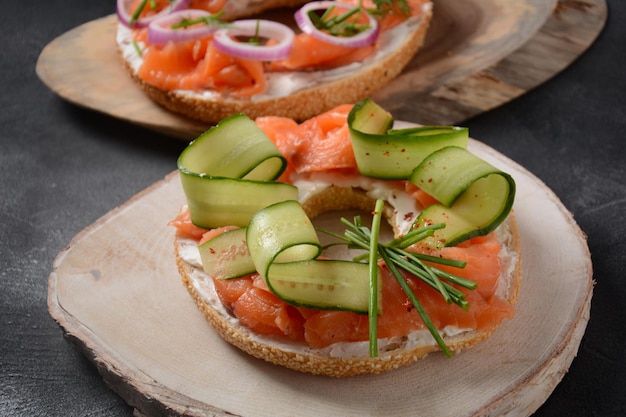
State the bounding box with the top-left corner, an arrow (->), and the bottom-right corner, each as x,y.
117,0 -> 191,28
147,9 -> 219,45
212,20 -> 295,61
294,1 -> 379,48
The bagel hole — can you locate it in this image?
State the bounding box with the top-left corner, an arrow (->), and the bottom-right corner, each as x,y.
313,209 -> 394,260
301,187 -> 395,260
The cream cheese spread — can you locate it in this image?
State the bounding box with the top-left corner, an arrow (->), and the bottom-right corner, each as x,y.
291,171 -> 421,236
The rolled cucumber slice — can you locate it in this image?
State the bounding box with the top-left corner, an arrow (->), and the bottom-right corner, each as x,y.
410,146 -> 516,248
348,98 -> 469,179
246,200 -> 378,313
246,200 -> 321,277
179,114 -> 286,180
268,260 -> 375,312
181,176 -> 297,228
198,227 -> 255,279
348,98 -> 515,249
178,114 -> 298,228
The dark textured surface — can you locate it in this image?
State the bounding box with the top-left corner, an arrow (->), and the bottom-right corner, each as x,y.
1,1 -> 624,416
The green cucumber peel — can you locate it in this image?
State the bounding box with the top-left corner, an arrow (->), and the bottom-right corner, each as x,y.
348,98 -> 515,249
178,114 -> 297,228
348,98 -> 468,179
410,146 -> 516,248
198,227 -> 255,279
246,200 -> 378,313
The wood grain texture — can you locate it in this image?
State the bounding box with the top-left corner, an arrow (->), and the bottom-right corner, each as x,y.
381,0 -> 609,124
35,0 -> 607,140
48,138 -> 593,417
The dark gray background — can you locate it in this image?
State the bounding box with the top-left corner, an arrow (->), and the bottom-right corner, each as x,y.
1,1 -> 624,416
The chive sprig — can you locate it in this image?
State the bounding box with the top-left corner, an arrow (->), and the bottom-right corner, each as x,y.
318,199 -> 477,357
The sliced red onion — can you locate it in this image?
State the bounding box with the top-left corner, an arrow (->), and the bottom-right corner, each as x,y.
294,1 -> 379,48
212,20 -> 295,61
147,9 -> 219,45
117,0 -> 191,28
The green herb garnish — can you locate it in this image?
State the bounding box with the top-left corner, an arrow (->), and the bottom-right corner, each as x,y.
367,199 -> 384,357
308,5 -> 371,37
129,0 -> 163,25
368,0 -> 412,17
170,11 -> 226,30
132,39 -> 143,57
318,199 -> 476,357
130,0 -> 148,24
248,20 -> 262,46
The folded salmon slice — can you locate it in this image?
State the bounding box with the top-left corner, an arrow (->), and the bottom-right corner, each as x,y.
256,104 -> 358,181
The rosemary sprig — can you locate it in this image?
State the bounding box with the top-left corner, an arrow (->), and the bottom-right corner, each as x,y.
318,199 -> 477,357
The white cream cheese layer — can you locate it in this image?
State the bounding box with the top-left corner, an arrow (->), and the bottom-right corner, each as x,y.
291,171 -> 421,236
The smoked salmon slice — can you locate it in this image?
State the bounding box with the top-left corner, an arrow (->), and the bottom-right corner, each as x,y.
256,104 -> 359,180
138,39 -> 264,95
169,205 -> 209,240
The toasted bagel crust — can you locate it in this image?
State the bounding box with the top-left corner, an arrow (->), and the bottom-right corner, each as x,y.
173,187 -> 521,377
116,3 -> 432,124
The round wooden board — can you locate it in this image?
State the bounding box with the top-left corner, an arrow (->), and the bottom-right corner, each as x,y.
48,136 -> 593,417
35,0 -> 607,140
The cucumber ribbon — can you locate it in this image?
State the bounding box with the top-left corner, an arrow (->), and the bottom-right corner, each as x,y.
348,99 -> 516,248
179,114 -> 377,313
246,200 -> 378,313
178,114 -> 298,229
200,200 -> 377,313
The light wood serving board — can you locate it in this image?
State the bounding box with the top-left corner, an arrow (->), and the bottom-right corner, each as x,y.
36,0 -> 607,140
48,137 -> 593,417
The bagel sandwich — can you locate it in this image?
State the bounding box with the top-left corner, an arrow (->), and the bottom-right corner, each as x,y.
168,99 -> 521,377
115,0 -> 433,124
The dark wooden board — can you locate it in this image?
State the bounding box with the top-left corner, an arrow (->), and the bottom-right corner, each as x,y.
36,0 -> 607,140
